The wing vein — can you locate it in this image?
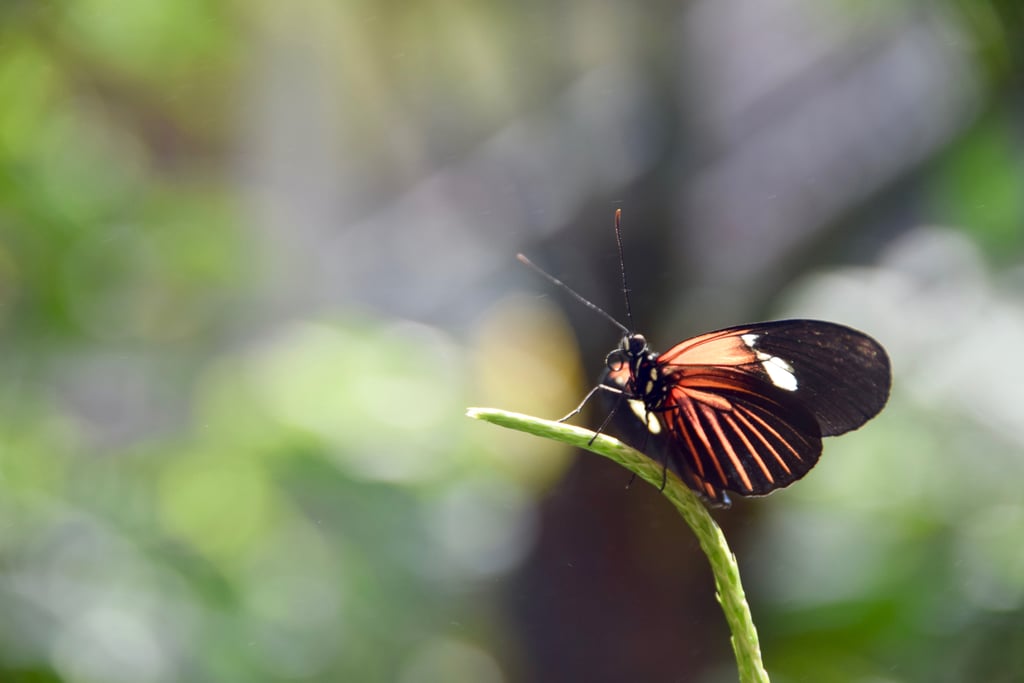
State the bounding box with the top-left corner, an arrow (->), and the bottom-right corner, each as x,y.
678,398 -> 728,484
734,406 -> 800,469
722,412 -> 773,484
701,405 -> 754,492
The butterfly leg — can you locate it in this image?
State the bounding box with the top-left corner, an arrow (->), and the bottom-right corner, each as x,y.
558,383 -> 622,423
585,390 -> 626,446
637,412 -> 670,491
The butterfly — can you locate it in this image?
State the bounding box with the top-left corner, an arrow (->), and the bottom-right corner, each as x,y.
519,211 -> 891,507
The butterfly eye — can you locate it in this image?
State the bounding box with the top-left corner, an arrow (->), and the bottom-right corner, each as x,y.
605,349 -> 628,371
627,334 -> 647,356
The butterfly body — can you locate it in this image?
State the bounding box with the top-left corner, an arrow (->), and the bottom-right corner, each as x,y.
600,320 -> 890,507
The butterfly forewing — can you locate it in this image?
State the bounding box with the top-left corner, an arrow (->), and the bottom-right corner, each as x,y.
658,320 -> 891,437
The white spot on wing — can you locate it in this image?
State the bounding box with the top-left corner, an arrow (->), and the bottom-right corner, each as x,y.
758,352 -> 798,391
742,333 -> 797,390
627,399 -> 661,434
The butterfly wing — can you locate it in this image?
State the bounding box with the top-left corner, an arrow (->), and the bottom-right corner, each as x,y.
606,320 -> 890,504
658,319 -> 891,437
656,368 -> 822,504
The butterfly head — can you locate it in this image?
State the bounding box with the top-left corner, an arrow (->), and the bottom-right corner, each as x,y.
604,333 -> 664,400
605,333 -> 649,371
601,332 -> 670,442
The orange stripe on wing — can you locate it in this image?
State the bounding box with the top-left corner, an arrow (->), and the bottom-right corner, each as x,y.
681,375 -> 772,399
670,405 -> 706,479
701,404 -> 754,492
659,329 -> 758,367
721,412 -> 773,484
678,398 -> 728,484
679,386 -> 734,411
731,407 -> 798,475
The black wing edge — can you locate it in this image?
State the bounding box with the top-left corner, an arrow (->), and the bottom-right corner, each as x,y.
731,320 -> 891,437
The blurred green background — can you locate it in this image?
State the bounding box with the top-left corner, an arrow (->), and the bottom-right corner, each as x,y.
1,1 -> 1023,681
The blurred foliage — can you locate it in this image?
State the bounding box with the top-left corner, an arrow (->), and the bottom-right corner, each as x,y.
0,3 -> 522,681
0,0 -> 243,349
930,111 -> 1024,260
749,228 -> 1024,683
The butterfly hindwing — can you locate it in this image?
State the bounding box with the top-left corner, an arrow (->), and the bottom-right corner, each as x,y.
659,369 -> 822,503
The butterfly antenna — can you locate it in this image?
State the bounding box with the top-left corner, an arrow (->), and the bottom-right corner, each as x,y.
613,209 -> 635,331
516,253 -> 630,335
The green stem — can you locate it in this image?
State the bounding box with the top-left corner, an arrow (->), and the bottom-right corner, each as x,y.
466,407 -> 770,683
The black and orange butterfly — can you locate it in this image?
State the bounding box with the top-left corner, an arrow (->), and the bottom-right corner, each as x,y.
519,210 -> 891,507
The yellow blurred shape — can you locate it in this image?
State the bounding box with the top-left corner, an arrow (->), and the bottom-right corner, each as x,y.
470,294 -> 585,487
